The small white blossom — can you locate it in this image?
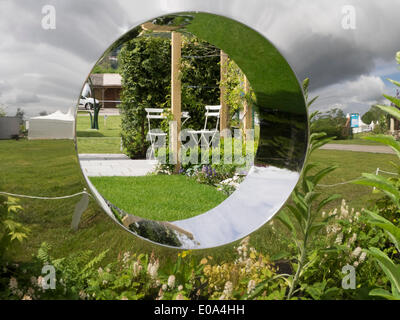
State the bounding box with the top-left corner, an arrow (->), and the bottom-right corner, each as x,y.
335,232 -> 343,245
223,281 -> 233,297
247,279 -> 256,294
168,275 -> 175,289
359,252 -> 367,263
351,247 -> 362,258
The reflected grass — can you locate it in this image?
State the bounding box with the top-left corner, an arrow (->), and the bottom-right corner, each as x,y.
90,175 -> 228,221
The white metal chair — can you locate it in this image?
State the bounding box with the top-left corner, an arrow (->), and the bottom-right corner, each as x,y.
145,108 -> 191,158
188,105 -> 221,147
145,108 -> 167,159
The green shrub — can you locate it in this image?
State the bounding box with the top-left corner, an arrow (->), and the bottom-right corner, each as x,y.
119,34 -> 221,159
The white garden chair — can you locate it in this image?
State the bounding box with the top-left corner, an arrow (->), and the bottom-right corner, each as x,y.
187,105 -> 221,147
145,108 -> 190,158
146,108 -> 167,159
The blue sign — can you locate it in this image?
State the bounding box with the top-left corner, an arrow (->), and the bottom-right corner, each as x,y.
350,113 -> 360,128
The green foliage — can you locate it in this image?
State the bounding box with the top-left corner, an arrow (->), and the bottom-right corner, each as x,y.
119,33 -> 220,158
119,35 -> 171,158
354,52 -> 400,300
221,58 -> 256,125
0,196 -> 30,261
362,105 -> 387,125
276,79 -> 341,299
2,238 -> 288,300
311,108 -> 349,140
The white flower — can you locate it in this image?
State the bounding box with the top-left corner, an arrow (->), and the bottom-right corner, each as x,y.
335,232 -> 343,245
37,276 -> 44,289
351,247 -> 362,258
132,261 -> 142,276
123,251 -> 130,264
359,252 -> 367,263
247,279 -> 256,294
79,291 -> 87,300
147,260 -> 160,279
162,284 -> 168,291
223,281 -> 233,297
178,285 -> 183,291
168,275 -> 175,289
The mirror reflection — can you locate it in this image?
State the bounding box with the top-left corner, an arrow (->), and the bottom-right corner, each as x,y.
74,12 -> 308,248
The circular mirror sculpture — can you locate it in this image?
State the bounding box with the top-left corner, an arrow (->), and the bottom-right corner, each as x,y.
78,12 -> 309,249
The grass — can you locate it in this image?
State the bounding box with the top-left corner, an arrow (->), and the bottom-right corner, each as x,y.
328,132 -> 382,146
90,175 -> 227,221
76,114 -> 122,154
307,149 -> 397,210
1,139 -> 398,264
329,139 -> 382,146
78,137 -> 122,154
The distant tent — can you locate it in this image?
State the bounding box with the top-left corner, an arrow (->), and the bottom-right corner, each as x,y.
28,108 -> 75,140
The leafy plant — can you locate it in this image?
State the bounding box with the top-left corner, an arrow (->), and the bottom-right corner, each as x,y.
353,51 -> 400,300
276,78 -> 341,299
119,33 -> 220,158
0,196 -> 30,261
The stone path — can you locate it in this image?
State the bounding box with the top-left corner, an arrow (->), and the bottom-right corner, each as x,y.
321,144 -> 395,154
79,154 -> 157,177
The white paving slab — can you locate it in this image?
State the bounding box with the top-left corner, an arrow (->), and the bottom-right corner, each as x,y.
79,154 -> 157,177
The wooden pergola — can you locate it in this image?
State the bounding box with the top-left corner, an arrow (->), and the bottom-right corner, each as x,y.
141,22 -> 252,169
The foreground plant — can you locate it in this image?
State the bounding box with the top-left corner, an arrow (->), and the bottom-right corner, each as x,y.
0,196 -> 30,261
353,51 -> 400,300
276,79 -> 340,299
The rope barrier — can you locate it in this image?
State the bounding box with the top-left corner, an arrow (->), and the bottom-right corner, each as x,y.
0,189 -> 93,200
317,168 -> 398,188
0,189 -> 94,231
317,177 -> 363,188
377,168 -> 398,175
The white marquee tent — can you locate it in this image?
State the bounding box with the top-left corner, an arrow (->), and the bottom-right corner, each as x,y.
28,108 -> 75,140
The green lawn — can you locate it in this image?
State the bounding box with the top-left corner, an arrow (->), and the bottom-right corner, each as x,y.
90,175 -> 227,221
76,114 -> 123,154
0,139 -> 398,264
329,139 -> 382,146
328,132 -> 382,146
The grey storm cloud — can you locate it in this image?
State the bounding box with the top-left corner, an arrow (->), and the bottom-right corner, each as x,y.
15,93 -> 40,104
0,80 -> 11,97
0,0 -> 399,117
287,34 -> 376,90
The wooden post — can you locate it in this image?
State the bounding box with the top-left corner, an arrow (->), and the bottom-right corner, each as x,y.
243,75 -> 252,135
171,32 -> 182,171
220,50 -> 228,134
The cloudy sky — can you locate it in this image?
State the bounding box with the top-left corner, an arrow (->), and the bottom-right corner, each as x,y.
0,0 -> 399,117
